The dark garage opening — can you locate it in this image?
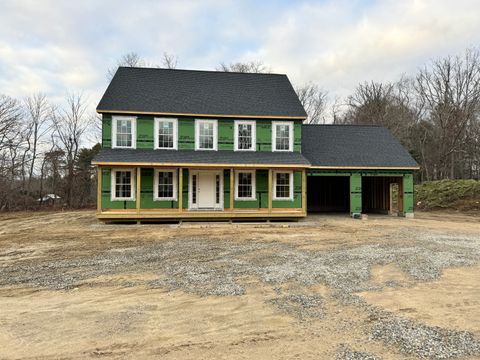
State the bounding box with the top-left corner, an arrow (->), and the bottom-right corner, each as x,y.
362,176 -> 402,215
307,176 -> 350,212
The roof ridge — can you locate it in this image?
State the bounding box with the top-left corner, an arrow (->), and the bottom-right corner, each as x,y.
117,66 -> 287,77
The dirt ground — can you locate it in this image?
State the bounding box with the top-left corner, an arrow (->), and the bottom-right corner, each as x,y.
0,211 -> 479,359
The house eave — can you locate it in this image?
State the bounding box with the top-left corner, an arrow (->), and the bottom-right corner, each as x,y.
96,109 -> 306,120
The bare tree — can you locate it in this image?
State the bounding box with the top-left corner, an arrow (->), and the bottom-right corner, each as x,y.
53,93 -> 92,207
217,60 -> 270,73
162,52 -> 178,69
0,95 -> 22,152
23,93 -> 53,192
295,83 -> 328,124
107,51 -> 179,79
415,48 -> 480,179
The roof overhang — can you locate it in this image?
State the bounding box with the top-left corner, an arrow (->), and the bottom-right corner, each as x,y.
96,109 -> 306,120
92,161 -> 309,169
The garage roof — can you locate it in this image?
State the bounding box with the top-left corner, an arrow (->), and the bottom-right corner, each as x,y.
301,125 -> 419,169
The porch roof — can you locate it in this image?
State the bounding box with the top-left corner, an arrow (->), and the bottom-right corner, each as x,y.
92,149 -> 310,168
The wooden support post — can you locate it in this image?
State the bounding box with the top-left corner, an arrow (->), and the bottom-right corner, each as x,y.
268,169 -> 273,213
178,168 -> 183,212
136,167 -> 141,213
97,166 -> 102,213
389,183 -> 394,215
301,169 -> 307,214
230,168 -> 234,211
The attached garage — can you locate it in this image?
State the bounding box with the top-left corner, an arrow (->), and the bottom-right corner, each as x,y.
302,125 -> 419,217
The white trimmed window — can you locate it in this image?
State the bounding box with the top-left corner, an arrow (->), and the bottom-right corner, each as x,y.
235,170 -> 256,200
154,169 -> 177,201
112,116 -> 136,149
272,121 -> 293,152
273,171 -> 293,200
195,119 -> 217,150
154,118 -> 178,149
234,120 -> 256,151
111,169 -> 135,201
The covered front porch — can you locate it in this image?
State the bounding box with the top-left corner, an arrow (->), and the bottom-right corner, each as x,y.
96,165 -> 307,221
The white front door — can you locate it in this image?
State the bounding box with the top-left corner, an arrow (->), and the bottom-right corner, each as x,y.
190,170 -> 223,210
198,172 -> 215,208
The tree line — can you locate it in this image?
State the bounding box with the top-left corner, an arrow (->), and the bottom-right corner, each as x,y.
1,48 -> 478,211
219,49 -> 480,182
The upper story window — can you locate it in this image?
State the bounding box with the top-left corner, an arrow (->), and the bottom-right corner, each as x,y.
235,170 -> 256,200
234,120 -> 256,151
273,171 -> 293,200
154,118 -> 178,149
272,121 -> 293,152
111,168 -> 135,201
112,116 -> 136,149
195,119 -> 217,151
154,169 -> 177,201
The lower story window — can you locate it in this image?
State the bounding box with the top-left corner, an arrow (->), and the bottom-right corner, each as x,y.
235,170 -> 256,200
112,169 -> 135,201
273,171 -> 293,200
154,169 -> 177,201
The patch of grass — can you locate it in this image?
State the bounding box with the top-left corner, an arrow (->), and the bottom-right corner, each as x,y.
415,179 -> 480,212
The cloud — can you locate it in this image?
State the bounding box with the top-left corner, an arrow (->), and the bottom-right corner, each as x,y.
249,0 -> 480,95
0,0 -> 479,112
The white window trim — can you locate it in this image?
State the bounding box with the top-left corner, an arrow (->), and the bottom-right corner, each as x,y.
112,116 -> 136,149
111,168 -> 136,201
234,120 -> 256,151
234,170 -> 256,201
272,170 -> 294,201
195,119 -> 218,151
272,121 -> 294,152
153,168 -> 178,201
154,117 -> 178,150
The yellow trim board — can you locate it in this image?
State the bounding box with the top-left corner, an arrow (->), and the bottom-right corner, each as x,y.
92,161 -> 309,169
309,165 -> 420,170
97,109 -> 306,120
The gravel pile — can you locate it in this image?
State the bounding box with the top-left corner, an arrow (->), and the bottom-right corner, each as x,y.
335,344 -> 382,360
1,229 -> 479,358
371,316 -> 480,359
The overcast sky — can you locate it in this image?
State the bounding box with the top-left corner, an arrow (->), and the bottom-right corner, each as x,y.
1,0 -> 479,111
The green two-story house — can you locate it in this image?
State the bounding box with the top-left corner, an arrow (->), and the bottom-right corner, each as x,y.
93,67 -> 418,221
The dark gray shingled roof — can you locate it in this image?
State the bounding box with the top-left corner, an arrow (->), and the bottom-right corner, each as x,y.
93,149 -> 310,166
97,67 -> 307,118
301,125 -> 419,168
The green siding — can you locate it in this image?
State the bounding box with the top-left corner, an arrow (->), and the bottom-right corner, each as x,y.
101,115 -> 302,152
218,120 -> 234,150
256,120 -> 272,151
403,173 -> 414,214
100,167 -> 136,210
102,114 -> 112,148
294,121 -> 302,152
272,171 -> 302,208
137,117 -> 154,149
178,117 -> 195,150
350,173 -> 362,215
